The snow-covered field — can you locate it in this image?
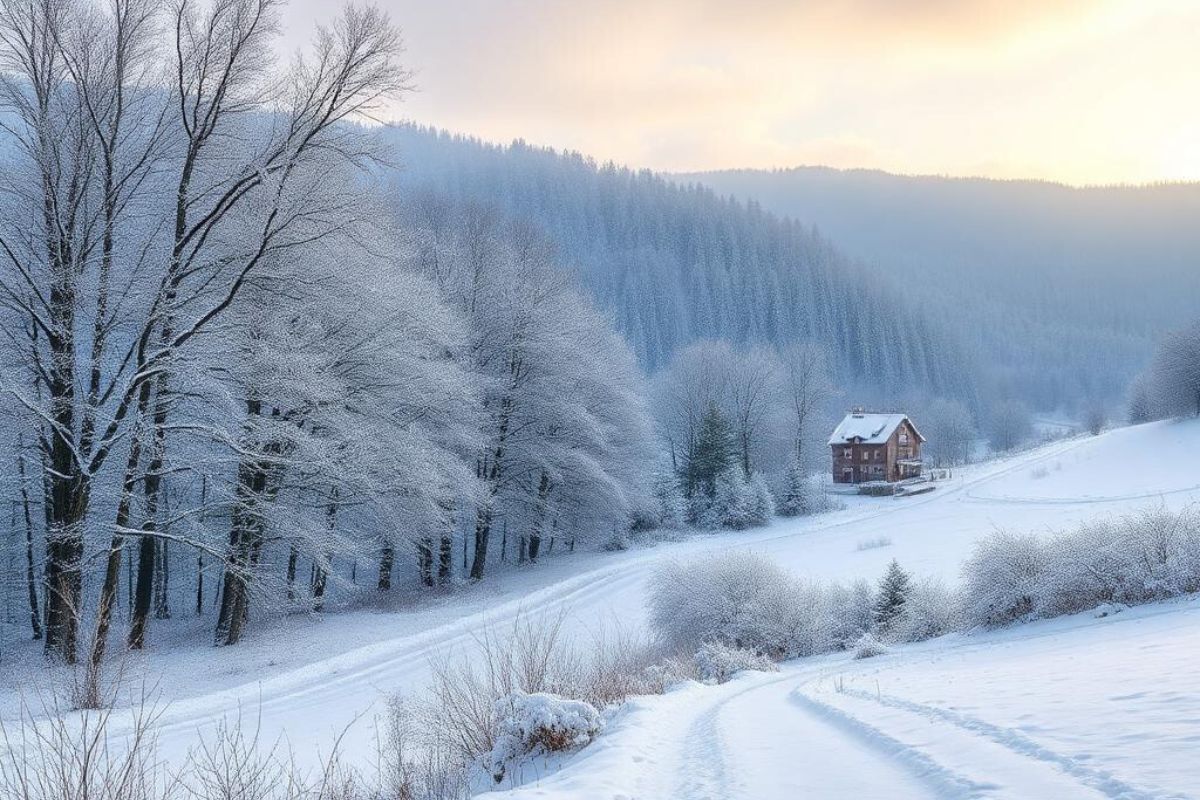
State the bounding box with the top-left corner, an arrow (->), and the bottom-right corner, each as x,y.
496,597 -> 1200,799
6,419 -> 1199,798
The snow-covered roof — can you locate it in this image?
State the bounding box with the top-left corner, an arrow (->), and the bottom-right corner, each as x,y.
828,412 -> 923,446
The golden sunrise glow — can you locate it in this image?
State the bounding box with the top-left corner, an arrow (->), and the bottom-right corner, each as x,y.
284,0 -> 1200,185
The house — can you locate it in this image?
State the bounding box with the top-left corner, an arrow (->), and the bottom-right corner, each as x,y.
829,410 -> 925,484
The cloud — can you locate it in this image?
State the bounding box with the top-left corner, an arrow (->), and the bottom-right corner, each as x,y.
279,0 -> 1200,184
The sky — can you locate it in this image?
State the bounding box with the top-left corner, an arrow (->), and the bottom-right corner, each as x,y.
280,0 -> 1200,186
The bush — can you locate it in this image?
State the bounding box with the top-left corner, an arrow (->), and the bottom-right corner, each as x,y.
648,552 -> 827,659
689,467 -> 775,530
889,577 -> 960,643
825,579 -> 875,649
748,472 -> 776,526
961,531 -> 1048,626
693,642 -> 777,683
485,692 -> 602,783
963,508 -> 1200,627
852,632 -> 889,660
632,465 -> 687,531
1040,508 -> 1200,616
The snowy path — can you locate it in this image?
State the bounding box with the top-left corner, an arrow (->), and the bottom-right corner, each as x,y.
494,597 -> 1200,799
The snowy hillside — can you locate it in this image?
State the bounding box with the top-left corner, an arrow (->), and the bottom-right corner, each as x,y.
8,418 -> 1195,797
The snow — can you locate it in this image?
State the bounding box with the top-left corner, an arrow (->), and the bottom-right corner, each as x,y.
4,419 -> 1200,796
491,598 -> 1200,799
828,412 -> 918,445
486,692 -> 602,783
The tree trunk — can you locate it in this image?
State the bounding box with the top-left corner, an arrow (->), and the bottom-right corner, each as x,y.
16,449 -> 42,640
471,504 -> 494,580
127,536 -> 155,649
528,471 -> 552,564
377,545 -> 394,591
311,490 -> 338,612
214,400 -> 280,647
470,398 -> 511,581
417,538 -> 434,587
196,555 -> 204,617
154,539 -> 170,620
286,546 -> 299,602
438,536 -> 453,585
128,382 -> 171,649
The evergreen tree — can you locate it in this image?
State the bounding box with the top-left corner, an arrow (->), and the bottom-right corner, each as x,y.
873,560 -> 912,636
644,465 -> 686,529
687,403 -> 734,497
700,467 -> 753,530
777,458 -> 812,517
747,472 -> 776,526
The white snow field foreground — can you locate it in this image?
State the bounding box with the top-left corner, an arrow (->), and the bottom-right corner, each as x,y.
6,419 -> 1200,798
492,596 -> 1200,800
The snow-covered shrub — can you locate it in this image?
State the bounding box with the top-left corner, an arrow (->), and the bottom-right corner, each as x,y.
632,465 -> 687,531
1039,508 -> 1200,616
485,692 -> 602,783
573,622 -> 662,707
963,508 -> 1200,627
776,458 -> 812,517
889,577 -> 960,643
695,467 -> 755,529
747,472 -> 776,525
825,579 -> 876,649
852,632 -> 889,660
693,642 -> 777,683
648,552 -> 828,659
641,654 -> 700,693
856,536 -> 892,551
961,532 -> 1049,627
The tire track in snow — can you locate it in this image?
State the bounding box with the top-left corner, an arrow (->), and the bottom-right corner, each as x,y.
837,687 -> 1176,800
786,688 -> 990,799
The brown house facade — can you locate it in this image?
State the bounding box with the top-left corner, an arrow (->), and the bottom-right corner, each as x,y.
829,411 -> 925,484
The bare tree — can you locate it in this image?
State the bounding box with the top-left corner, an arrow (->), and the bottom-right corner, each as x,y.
780,341 -> 833,470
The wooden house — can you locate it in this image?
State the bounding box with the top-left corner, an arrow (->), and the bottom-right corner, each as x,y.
829,410 -> 925,484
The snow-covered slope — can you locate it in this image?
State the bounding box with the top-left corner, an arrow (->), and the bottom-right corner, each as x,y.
7,419 -> 1199,793
493,598 -> 1200,799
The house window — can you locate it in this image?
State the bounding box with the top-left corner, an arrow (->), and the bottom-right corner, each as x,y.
875,450 -> 882,460
861,450 -> 869,461
899,432 -> 909,445
843,448 -> 852,458
872,465 -> 883,475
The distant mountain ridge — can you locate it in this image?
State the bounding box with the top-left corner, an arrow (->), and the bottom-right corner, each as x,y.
381,125 -> 1196,413
676,166 -> 1200,409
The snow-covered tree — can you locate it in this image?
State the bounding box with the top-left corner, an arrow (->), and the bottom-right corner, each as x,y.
747,472 -> 776,526
777,458 -> 814,517
987,400 -> 1033,452
780,341 -> 834,469
873,560 -> 912,636
686,403 -> 735,499
1150,321 -> 1200,418
922,397 -> 977,466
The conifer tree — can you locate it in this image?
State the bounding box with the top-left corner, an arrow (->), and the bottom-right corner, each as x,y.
777,458 -> 811,517
873,559 -> 912,635
687,403 -> 734,497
